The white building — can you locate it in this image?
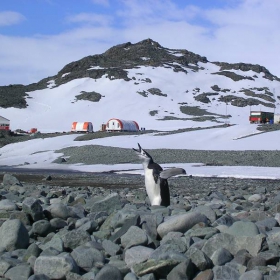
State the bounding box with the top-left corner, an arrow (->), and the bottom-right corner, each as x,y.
106,118 -> 139,132
0,116 -> 10,130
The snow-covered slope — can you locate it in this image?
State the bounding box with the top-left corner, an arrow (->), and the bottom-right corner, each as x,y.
1,63 -> 280,133
0,39 -> 280,133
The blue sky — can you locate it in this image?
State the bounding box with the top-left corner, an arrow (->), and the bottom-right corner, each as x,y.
0,0 -> 279,86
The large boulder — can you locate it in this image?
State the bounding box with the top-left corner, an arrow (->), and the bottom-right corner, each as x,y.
34,254 -> 79,279
157,212 -> 209,238
0,219 -> 29,251
2,173 -> 22,187
22,197 -> 44,222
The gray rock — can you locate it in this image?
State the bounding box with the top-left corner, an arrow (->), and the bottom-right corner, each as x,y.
239,269 -> 264,280
151,238 -> 188,262
192,269 -> 214,280
267,230 -> 280,246
192,205 -> 217,223
9,211 -> 30,226
80,271 -> 96,279
247,255 -> 266,270
273,193 -> 280,204
202,233 -> 264,257
0,219 -> 29,251
40,247 -> 60,257
3,174 -> 22,187
258,250 -> 280,265
88,211 -> 108,226
28,274 -> 51,280
274,213 -> 280,224
157,212 -> 209,238
61,229 -> 91,250
268,271 -> 280,279
75,217 -> 90,228
94,264 -> 122,280
77,220 -> 98,234
226,261 -> 246,275
208,191 -> 227,201
71,245 -> 105,271
0,260 -> 11,277
211,247 -> 233,266
68,204 -> 85,219
232,249 -> 252,266
43,175 -> 52,181
23,243 -> 42,262
50,218 -> 67,230
212,213 -> 235,227
89,193 -> 123,214
121,226 -> 148,249
65,271 -> 84,279
248,194 -> 264,202
161,232 -> 184,244
111,206 -> 139,229
133,259 -> 180,278
5,264 -> 32,280
48,202 -> 72,220
102,239 -> 121,256
0,254 -> 22,267
185,246 -> 212,271
108,259 -> 130,276
150,205 -> 170,216
225,221 -> 260,236
22,197 -> 44,222
185,227 -> 219,239
256,217 -> 278,231
139,273 -> 156,280
34,254 -> 79,279
247,211 -> 267,222
9,184 -> 26,194
109,215 -> 140,243
11,248 -> 26,260
256,187 -> 267,194
166,259 -> 196,280
40,235 -> 64,253
124,272 -> 138,280
0,199 -> 17,211
124,245 -> 154,268
213,264 -> 240,280
32,220 -> 53,237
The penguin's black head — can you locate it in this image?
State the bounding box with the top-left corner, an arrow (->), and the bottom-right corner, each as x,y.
133,143 -> 153,163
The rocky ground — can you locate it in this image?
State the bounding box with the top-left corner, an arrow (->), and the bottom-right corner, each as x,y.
1,125 -> 280,279
0,170 -> 280,279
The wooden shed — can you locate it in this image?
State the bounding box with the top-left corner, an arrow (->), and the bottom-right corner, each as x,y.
0,116 -> 10,130
71,122 -> 93,133
106,118 -> 139,132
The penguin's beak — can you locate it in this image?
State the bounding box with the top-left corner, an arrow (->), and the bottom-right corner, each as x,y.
133,143 -> 152,160
133,143 -> 142,154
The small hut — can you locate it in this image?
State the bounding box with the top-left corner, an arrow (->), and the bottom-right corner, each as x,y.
71,122 -> 93,133
106,118 -> 139,132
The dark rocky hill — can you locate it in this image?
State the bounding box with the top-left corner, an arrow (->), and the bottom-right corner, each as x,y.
0,38 -> 279,110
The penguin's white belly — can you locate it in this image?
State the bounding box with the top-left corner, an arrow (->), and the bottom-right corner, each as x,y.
144,169 -> 162,205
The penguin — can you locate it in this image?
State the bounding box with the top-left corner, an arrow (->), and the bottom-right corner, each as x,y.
133,143 -> 186,207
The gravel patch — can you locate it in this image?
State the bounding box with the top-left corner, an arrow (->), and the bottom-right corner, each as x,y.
54,145 -> 280,167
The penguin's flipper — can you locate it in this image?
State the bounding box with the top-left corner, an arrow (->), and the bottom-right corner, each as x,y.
159,168 -> 186,179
